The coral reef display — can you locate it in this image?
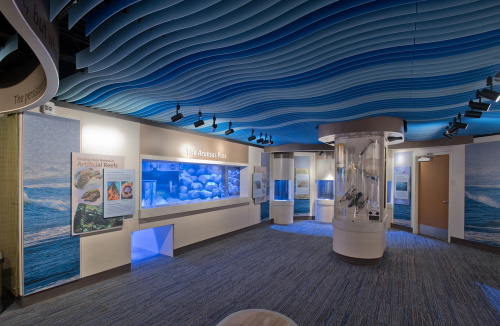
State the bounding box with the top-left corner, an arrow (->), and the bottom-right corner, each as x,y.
141,161 -> 241,208
121,181 -> 133,199
73,203 -> 123,233
81,189 -> 100,202
107,182 -> 120,201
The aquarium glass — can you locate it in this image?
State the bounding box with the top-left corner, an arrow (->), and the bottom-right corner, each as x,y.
141,160 -> 241,208
274,180 -> 291,200
316,180 -> 334,200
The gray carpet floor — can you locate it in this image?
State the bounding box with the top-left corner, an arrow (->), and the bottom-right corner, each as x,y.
1,221 -> 500,325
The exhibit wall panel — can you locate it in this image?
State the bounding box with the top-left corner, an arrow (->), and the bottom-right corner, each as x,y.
0,114 -> 20,295
248,146 -> 264,226
294,153 -> 316,216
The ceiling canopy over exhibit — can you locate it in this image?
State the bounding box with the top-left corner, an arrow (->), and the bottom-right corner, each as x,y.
15,0 -> 500,145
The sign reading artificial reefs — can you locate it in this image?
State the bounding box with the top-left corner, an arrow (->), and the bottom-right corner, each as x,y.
185,147 -> 227,159
71,153 -> 124,235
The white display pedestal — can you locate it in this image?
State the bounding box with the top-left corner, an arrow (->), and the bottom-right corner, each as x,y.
314,199 -> 334,222
332,215 -> 388,265
273,200 -> 294,225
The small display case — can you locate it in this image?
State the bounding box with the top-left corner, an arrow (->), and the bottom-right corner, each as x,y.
141,160 -> 242,208
274,180 -> 293,201
316,180 -> 334,200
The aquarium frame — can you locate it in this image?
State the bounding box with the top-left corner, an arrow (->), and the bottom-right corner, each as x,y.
139,154 -> 249,219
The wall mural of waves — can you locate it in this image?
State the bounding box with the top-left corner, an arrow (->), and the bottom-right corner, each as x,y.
465,141 -> 500,248
23,112 -> 80,295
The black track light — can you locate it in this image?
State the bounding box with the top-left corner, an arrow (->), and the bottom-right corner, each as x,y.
171,103 -> 183,122
319,151 -> 324,156
268,134 -> 273,145
194,110 -> 204,128
262,133 -> 269,144
448,122 -> 459,134
256,131 -> 263,143
465,110 -> 482,118
211,115 -> 217,132
225,121 -> 234,136
248,128 -> 256,141
477,76 -> 500,102
453,114 -> 467,130
468,99 -> 490,112
443,131 -> 453,139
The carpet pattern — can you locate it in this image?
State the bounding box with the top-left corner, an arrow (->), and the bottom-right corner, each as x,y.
1,221 -> 499,325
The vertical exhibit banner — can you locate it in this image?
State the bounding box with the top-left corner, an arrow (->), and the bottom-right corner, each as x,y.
254,166 -> 268,204
394,167 -> 410,205
23,112 -> 80,295
464,142 -> 500,247
104,169 -> 136,218
71,153 -> 124,235
295,168 -> 310,199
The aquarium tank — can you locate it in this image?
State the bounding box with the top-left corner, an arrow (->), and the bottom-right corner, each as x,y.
141,160 -> 241,208
316,180 -> 334,200
274,180 -> 293,201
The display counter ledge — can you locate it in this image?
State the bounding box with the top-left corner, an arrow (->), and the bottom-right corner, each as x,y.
139,197 -> 250,219
315,199 -> 335,206
272,200 -> 294,206
332,215 -> 388,233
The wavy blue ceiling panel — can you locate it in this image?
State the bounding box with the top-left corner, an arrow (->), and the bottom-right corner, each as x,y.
85,0 -> 142,35
68,0 -> 103,29
57,0 -> 500,145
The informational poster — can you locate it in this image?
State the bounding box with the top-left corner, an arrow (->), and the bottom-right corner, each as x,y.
104,169 -> 136,218
394,167 -> 410,203
295,168 -> 310,199
254,166 -> 268,204
71,153 -> 124,235
253,173 -> 262,199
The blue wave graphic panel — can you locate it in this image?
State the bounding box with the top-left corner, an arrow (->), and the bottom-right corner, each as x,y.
23,112 -> 80,295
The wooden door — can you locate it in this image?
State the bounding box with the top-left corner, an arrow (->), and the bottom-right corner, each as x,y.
418,155 -> 449,239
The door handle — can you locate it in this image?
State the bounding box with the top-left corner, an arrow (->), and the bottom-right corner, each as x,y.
443,200 -> 448,203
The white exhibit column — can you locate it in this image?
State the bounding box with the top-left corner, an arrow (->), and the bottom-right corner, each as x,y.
272,153 -> 294,225
315,152 -> 335,222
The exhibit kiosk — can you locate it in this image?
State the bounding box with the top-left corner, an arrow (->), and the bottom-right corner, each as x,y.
315,151 -> 335,222
318,117 -> 405,265
272,153 -> 294,225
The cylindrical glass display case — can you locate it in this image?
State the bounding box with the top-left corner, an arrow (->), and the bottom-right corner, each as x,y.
335,136 -> 382,221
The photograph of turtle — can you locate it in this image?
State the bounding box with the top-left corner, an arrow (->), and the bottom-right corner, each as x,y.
107,182 -> 120,201
121,181 -> 133,199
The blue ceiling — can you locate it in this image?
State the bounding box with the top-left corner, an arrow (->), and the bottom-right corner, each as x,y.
53,0 -> 500,145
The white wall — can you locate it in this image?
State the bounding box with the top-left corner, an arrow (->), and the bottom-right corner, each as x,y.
392,145 -> 465,241
31,106 -> 263,277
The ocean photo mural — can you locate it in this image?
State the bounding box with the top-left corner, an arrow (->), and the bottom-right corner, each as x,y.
465,142 -> 500,247
23,112 -> 80,295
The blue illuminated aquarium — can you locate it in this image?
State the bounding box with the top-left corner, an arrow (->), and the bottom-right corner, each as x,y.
316,180 -> 334,200
274,180 -> 291,201
141,160 -> 241,208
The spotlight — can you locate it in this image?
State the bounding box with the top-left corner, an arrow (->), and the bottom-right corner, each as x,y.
211,115 -> 217,132
193,110 -> 204,128
248,129 -> 256,141
453,113 -> 467,130
256,131 -> 263,143
262,133 -> 269,144
268,134 -> 273,145
469,99 -> 490,112
477,76 -> 500,102
403,120 -> 407,133
443,131 -> 453,139
171,103 -> 183,122
465,110 -> 482,118
319,151 -> 324,156
225,121 -> 234,136
387,136 -> 403,142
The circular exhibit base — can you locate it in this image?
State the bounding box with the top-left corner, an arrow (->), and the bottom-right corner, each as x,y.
334,251 -> 383,266
216,309 -> 297,326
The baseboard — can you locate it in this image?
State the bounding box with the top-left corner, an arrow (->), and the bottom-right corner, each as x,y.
450,237 -> 500,255
173,219 -> 273,256
294,216 -> 313,220
14,264 -> 131,308
391,223 -> 413,233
